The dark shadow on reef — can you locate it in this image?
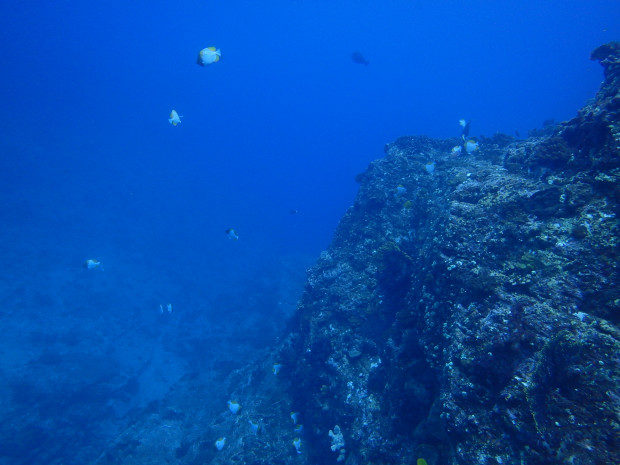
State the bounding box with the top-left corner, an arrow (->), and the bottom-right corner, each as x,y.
95,43 -> 620,465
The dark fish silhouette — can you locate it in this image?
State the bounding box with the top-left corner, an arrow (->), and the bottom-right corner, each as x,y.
461,120 -> 471,139
351,52 -> 369,66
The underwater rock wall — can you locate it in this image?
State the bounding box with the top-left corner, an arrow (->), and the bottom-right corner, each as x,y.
280,43 -> 620,465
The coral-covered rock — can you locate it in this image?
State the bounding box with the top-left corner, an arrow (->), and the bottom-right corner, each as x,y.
284,43 -> 620,465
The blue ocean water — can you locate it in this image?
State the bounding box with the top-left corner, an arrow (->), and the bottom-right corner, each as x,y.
0,1 -> 619,463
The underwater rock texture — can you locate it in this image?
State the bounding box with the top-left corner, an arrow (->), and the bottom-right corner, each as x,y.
280,42 -> 620,465
95,44 -> 619,465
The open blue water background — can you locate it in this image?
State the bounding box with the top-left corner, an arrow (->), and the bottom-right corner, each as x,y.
0,1 -> 619,463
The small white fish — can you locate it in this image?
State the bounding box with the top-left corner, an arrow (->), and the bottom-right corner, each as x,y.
424,161 -> 435,174
159,303 -> 173,314
465,140 -> 479,154
226,228 -> 239,241
293,437 -> 302,454
214,437 -> 226,450
197,47 -> 221,66
451,145 -> 462,156
84,259 -> 102,271
272,363 -> 282,375
228,400 -> 241,414
290,411 -> 299,424
168,109 -> 182,126
249,420 -> 260,434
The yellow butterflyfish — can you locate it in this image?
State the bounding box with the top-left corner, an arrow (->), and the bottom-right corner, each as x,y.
168,109 -> 182,126
197,46 -> 221,66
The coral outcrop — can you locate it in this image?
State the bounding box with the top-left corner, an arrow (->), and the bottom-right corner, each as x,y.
280,42 -> 620,465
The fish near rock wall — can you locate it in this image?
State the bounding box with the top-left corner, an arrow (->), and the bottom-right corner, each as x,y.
281,43 -> 620,465
89,44 -> 619,465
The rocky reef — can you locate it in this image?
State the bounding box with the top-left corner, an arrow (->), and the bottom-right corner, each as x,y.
95,43 -> 620,465
280,42 -> 620,465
